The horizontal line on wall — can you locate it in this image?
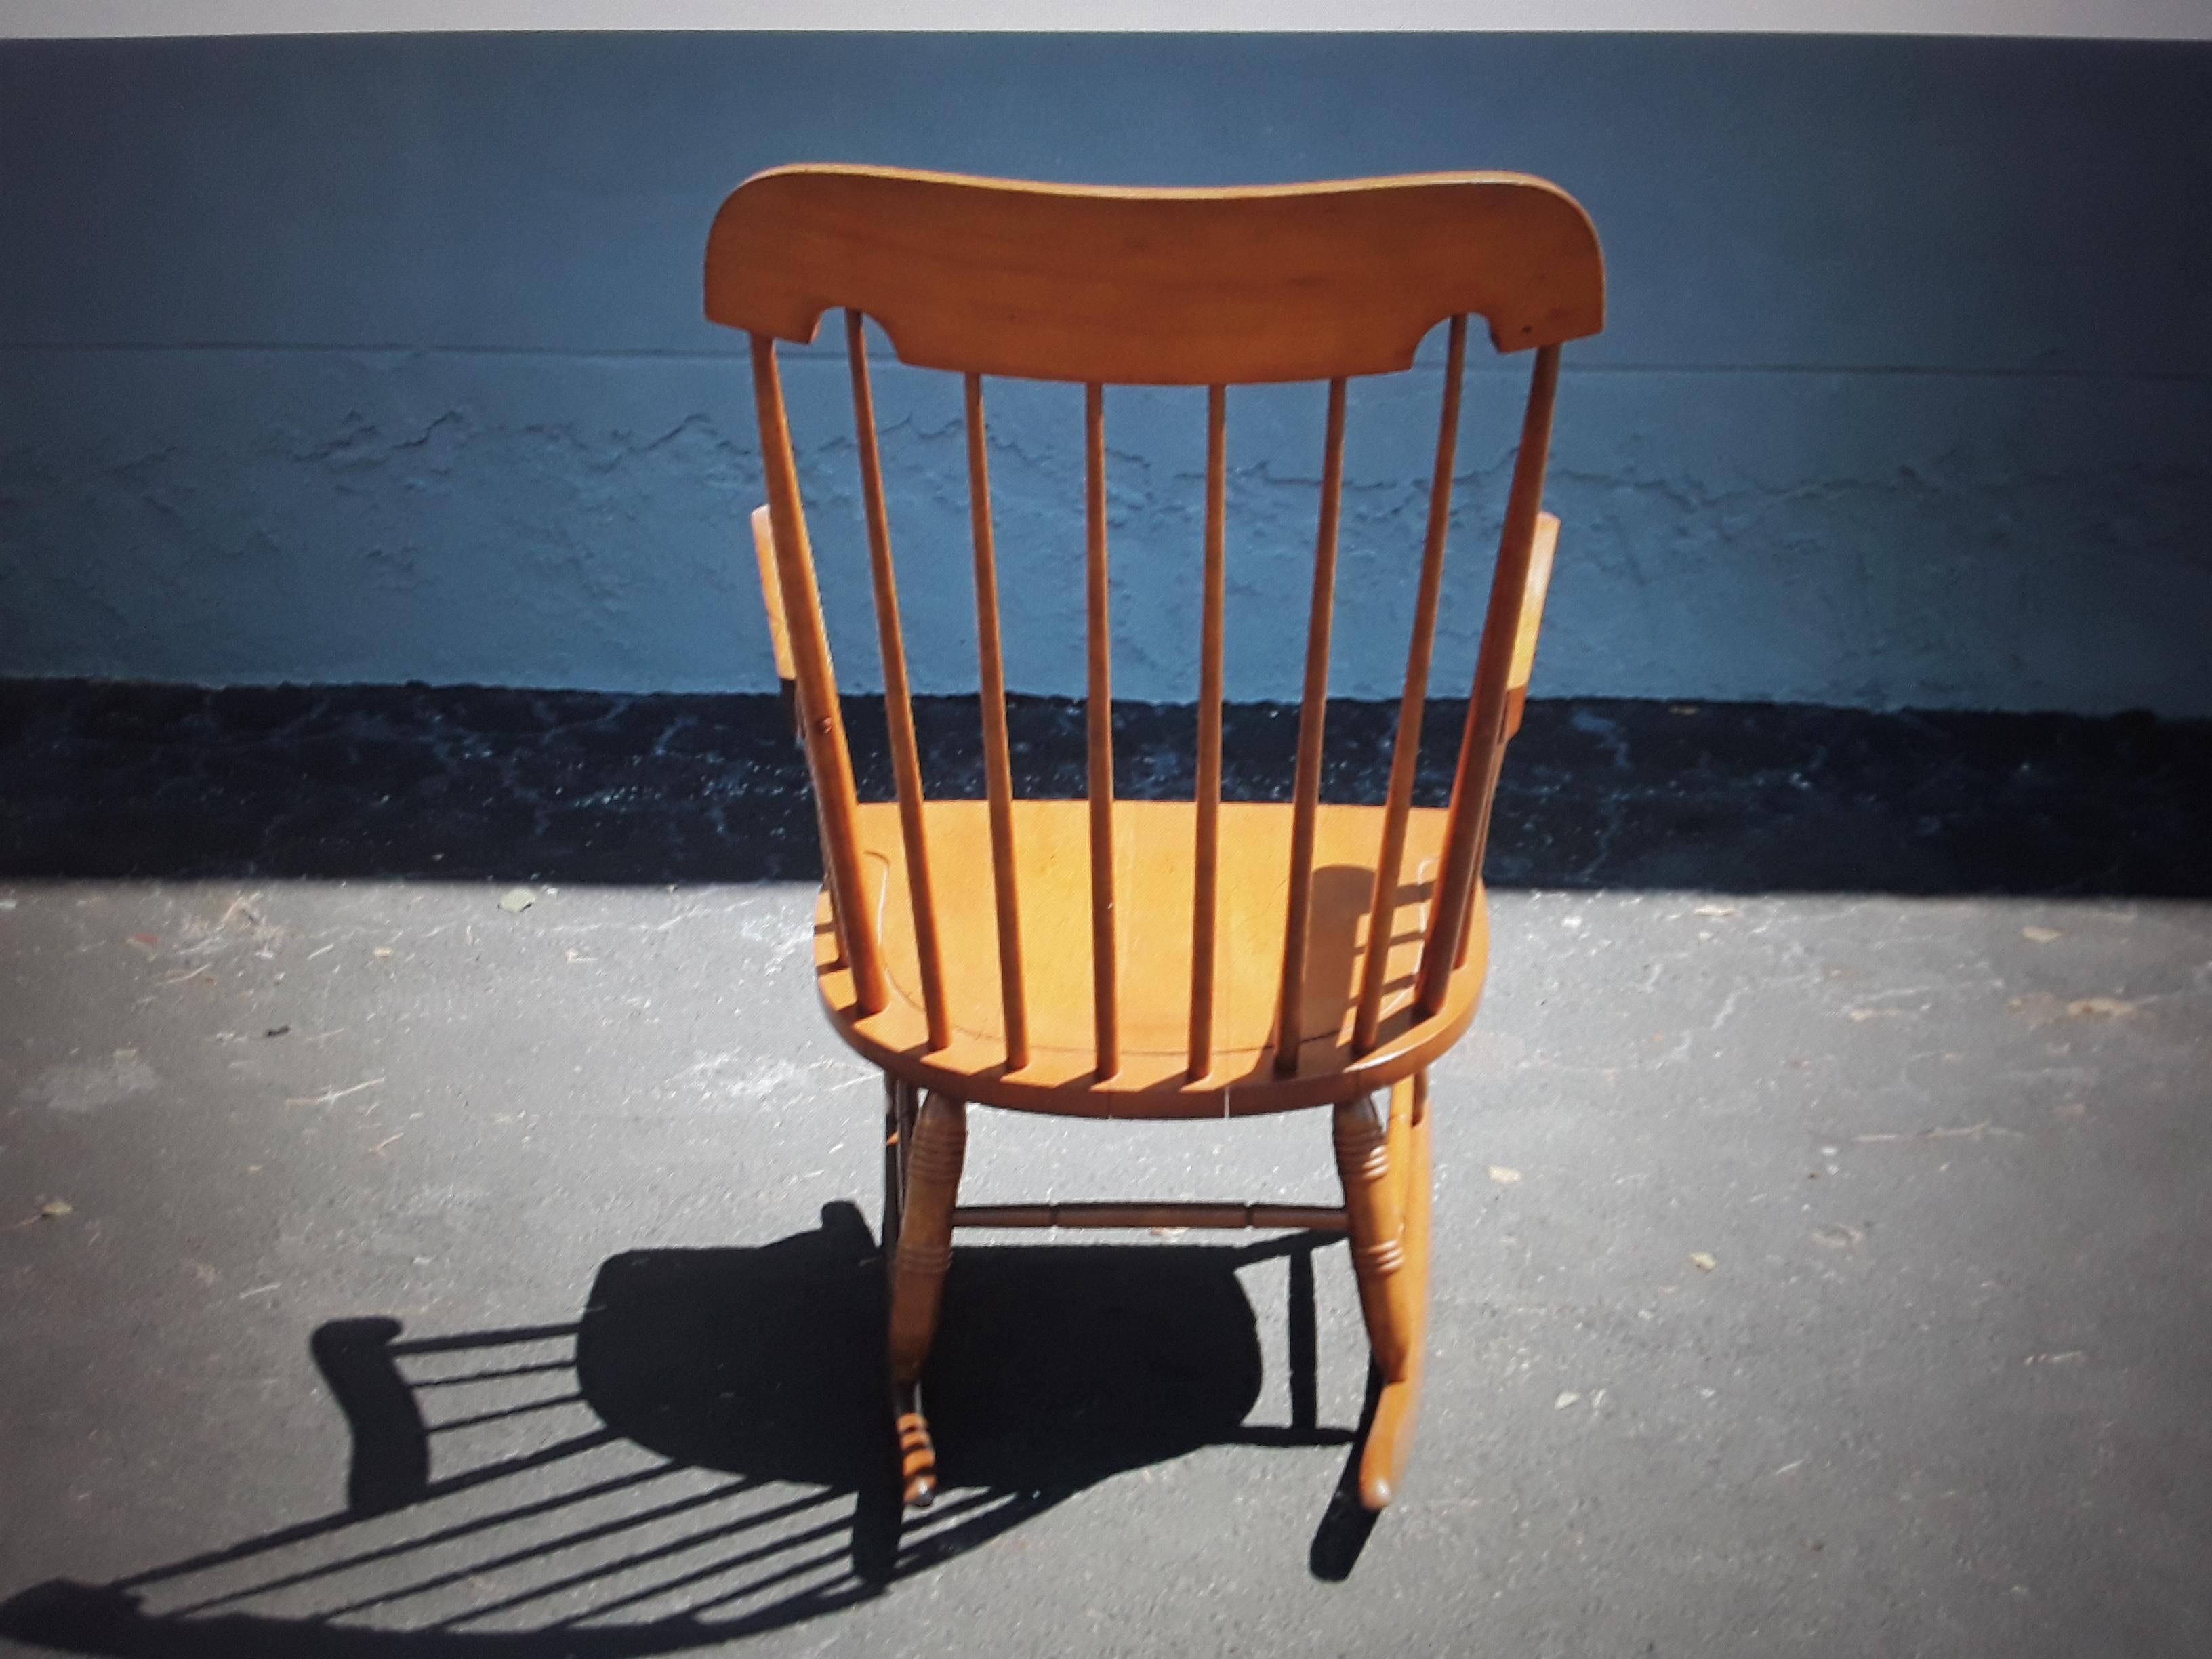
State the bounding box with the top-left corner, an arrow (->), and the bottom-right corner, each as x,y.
5,340 -> 2209,386
4,1 -> 2207,42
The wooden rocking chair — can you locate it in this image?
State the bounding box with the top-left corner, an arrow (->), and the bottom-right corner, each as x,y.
705,165 -> 1604,1515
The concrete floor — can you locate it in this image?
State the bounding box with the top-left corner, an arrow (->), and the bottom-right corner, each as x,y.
2,875 -> 2209,1656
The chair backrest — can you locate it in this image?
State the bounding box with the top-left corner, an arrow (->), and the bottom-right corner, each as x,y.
707,165 -> 1604,1084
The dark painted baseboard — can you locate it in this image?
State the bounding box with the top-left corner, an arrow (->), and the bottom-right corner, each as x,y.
1,679 -> 2205,895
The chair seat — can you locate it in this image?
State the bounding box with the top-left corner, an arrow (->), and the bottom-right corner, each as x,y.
813,798 -> 1488,1118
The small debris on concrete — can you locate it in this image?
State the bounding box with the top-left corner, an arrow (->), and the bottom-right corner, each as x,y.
499,888 -> 536,914
372,947 -> 394,958
2010,991 -> 2143,1025
284,1077 -> 385,1107
1854,1120 -> 2022,1144
1488,1166 -> 1523,1185
2064,996 -> 2137,1019
1689,1251 -> 1717,1272
1554,1391 -> 1582,1409
264,1025 -> 290,1038
2022,926 -> 2064,943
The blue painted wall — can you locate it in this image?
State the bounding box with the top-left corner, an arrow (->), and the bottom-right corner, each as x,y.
3,33 -> 2209,712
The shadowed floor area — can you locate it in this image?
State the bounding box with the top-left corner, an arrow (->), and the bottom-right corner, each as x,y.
3,680 -> 2209,894
1,1202 -> 1349,1654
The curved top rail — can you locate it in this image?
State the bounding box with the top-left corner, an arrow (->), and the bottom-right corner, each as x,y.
705,165 -> 1604,384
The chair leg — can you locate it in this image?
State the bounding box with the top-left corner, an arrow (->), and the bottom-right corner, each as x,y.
1333,1071 -> 1433,1510
880,1075 -> 918,1267
886,1090 -> 965,1508
1334,1086 -> 1414,1382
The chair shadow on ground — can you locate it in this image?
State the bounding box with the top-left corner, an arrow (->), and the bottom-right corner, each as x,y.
1,1202 -> 1378,1657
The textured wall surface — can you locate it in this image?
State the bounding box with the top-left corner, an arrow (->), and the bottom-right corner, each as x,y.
3,33 -> 2209,710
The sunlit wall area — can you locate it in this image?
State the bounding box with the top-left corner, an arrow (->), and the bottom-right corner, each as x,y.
3,14 -> 2209,713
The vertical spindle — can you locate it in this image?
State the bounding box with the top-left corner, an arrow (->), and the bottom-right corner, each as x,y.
1417,344 -> 1561,1015
1273,377 -> 1349,1076
1352,316 -> 1467,1053
846,310 -> 951,1052
965,373 -> 1030,1069
1084,382 -> 1119,1079
1189,385 -> 1228,1079
750,333 -> 886,1015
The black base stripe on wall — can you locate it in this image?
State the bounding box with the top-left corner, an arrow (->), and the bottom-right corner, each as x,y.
1,680 -> 2205,896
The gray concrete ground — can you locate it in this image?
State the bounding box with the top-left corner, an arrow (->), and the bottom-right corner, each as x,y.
1,876 -> 2208,1656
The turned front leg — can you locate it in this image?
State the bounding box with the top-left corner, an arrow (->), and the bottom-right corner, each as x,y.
887,1091 -> 965,1507
1333,1090 -> 1414,1382
888,1091 -> 966,1380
